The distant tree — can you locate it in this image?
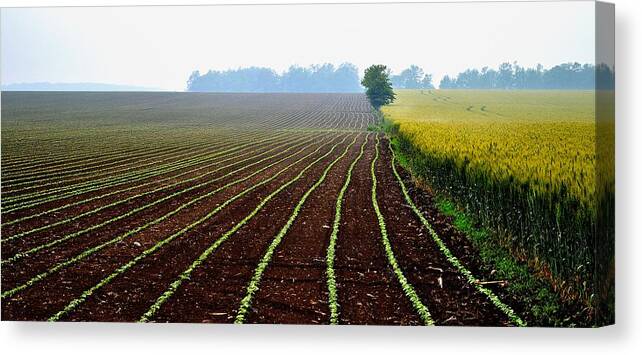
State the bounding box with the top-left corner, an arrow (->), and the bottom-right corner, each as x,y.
399,65 -> 424,89
421,74 -> 435,89
361,65 -> 396,109
333,63 -> 363,92
438,62 -> 610,90
186,63 -> 362,93
439,75 -> 454,89
390,65 -> 434,89
497,62 -> 514,89
187,70 -> 202,91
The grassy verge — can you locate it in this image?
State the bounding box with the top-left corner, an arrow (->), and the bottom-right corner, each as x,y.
373,115 -> 584,327
433,196 -> 568,326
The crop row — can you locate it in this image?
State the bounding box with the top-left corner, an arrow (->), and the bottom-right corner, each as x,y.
1,133 -> 326,264
1,133 -> 315,246
387,140 -> 526,327
1,96 -> 336,170
272,111 -> 376,131
1,142 -> 191,180
2,133 -> 343,301
234,133 -> 362,324
370,134 -> 435,326
1,103 -> 326,182
325,133 -> 369,324
1,133 -> 294,231
2,94 -> 373,176
1,139 -> 216,186
1,139 -> 182,173
0,134 -> 284,231
137,134 -> 354,322
47,134 -> 351,321
2,133 -> 265,196
1,132 -> 293,213
2,138 -> 242,203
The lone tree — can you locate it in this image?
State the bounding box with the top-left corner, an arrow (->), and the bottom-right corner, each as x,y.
361,65 -> 396,109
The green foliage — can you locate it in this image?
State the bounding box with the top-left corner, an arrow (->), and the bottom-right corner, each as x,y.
361,65 -> 396,109
433,197 -> 567,326
388,140 -> 525,327
370,135 -> 434,326
1,133 -> 297,244
3,134 -> 326,302
389,132 -> 574,326
235,134 -> 360,324
140,135 -> 352,322
383,89 -> 615,324
326,134 -> 369,324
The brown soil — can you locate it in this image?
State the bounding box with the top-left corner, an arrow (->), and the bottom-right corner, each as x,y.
333,134 -> 423,325
1,93 -> 523,326
244,134 -> 422,325
0,133 -> 347,320
374,138 -> 510,326
0,136 -> 282,225
0,134 -> 313,255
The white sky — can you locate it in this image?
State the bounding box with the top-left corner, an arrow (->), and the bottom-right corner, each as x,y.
1,1 -> 596,91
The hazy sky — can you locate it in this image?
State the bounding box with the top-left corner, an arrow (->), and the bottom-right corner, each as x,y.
1,1 -> 595,91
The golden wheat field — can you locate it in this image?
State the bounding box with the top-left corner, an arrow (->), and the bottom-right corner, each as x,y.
382,89 -> 605,207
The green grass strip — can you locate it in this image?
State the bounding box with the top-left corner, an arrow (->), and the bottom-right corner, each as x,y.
138,134 -> 353,323
1,134 -> 308,243
386,139 -> 527,327
1,133 -> 321,265
1,135 -> 335,300
325,133 -> 369,325
234,133 -> 361,324
370,134 -> 435,326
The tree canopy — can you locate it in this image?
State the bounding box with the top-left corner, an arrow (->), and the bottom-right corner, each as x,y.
390,65 -> 434,89
186,63 -> 362,93
361,65 -> 396,109
439,62 -> 614,90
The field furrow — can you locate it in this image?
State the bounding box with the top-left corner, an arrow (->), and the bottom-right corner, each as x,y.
2,133 -> 271,200
0,132 -> 308,241
333,134 -> 421,325
0,133 -> 337,301
1,92 -> 531,326
234,133 -> 362,324
1,133 -> 288,212
387,140 -> 525,326
44,134 -> 351,322
374,136 -> 511,326
0,134 -> 322,261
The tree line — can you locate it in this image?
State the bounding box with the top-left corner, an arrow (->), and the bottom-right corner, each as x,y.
186,62 -> 613,92
439,62 -> 614,90
187,63 -> 362,93
186,63 -> 438,92
390,65 -> 434,89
